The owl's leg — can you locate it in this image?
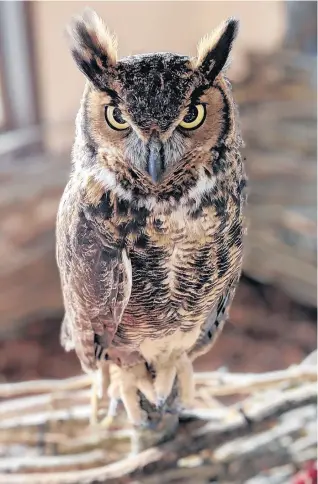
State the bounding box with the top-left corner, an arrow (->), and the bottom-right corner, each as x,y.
99,362 -> 156,426
90,362 -> 109,425
153,365 -> 177,407
117,363 -> 156,426
175,353 -> 195,409
92,360 -> 156,427
152,354 -> 195,410
100,367 -> 120,428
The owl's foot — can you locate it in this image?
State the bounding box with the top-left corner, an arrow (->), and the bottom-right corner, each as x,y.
100,397 -> 120,428
109,363 -> 156,426
89,362 -> 158,427
90,363 -> 111,426
153,353 -> 195,410
90,365 -> 105,425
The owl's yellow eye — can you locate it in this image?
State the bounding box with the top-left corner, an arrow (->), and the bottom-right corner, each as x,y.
105,106 -> 129,131
179,104 -> 206,130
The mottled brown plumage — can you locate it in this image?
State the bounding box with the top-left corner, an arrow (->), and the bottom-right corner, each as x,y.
56,8 -> 247,427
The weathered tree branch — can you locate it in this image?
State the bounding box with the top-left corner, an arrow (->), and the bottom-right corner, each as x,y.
0,353 -> 316,484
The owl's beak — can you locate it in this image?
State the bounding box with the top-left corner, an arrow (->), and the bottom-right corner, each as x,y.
146,135 -> 164,183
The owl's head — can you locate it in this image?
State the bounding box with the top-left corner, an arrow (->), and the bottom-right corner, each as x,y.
68,9 -> 239,184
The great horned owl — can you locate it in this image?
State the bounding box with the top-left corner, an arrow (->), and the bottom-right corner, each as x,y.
56,9 -> 247,428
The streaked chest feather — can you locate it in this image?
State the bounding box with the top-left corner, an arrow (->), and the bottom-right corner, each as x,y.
118,201 -> 242,325
82,163 -> 245,354
115,205 -> 242,361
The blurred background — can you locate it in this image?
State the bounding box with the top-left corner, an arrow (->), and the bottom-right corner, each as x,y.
0,1 -> 316,383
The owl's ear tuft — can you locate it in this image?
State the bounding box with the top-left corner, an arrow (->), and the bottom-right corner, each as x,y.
66,8 -> 118,86
195,18 -> 239,81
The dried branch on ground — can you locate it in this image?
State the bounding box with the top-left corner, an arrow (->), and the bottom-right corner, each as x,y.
0,351 -> 316,484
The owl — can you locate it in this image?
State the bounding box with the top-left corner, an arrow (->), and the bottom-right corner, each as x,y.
56,8 -> 247,429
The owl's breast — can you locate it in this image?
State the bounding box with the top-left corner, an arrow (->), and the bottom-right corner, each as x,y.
118,203 -> 243,348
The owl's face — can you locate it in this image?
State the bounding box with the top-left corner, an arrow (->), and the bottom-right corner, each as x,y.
68,10 -> 239,183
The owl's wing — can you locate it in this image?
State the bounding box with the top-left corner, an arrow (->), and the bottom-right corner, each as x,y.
56,187 -> 132,373
189,277 -> 239,361
214,282 -> 234,326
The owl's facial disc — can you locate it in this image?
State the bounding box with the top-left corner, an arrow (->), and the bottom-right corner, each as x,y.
68,11 -> 239,181
102,99 -> 208,183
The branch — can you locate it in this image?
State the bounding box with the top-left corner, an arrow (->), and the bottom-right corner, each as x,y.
0,383 -> 315,483
0,374 -> 91,398
0,364 -> 315,399
194,365 -> 317,395
0,352 -> 316,483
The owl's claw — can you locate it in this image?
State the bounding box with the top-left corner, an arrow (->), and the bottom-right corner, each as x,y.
89,364 -> 119,427
100,397 -> 120,428
155,396 -> 167,410
138,418 -> 158,431
107,363 -> 157,427
90,356 -> 194,429
100,414 -> 114,428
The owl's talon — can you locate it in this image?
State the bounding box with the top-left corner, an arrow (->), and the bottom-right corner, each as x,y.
100,414 -> 114,428
128,410 -> 148,427
100,396 -> 120,427
138,418 -> 158,431
166,407 -> 179,415
155,396 -> 167,410
151,353 -> 195,415
175,401 -> 195,414
108,396 -> 120,417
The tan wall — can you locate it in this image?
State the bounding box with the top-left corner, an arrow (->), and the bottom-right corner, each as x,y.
32,1 -> 286,154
